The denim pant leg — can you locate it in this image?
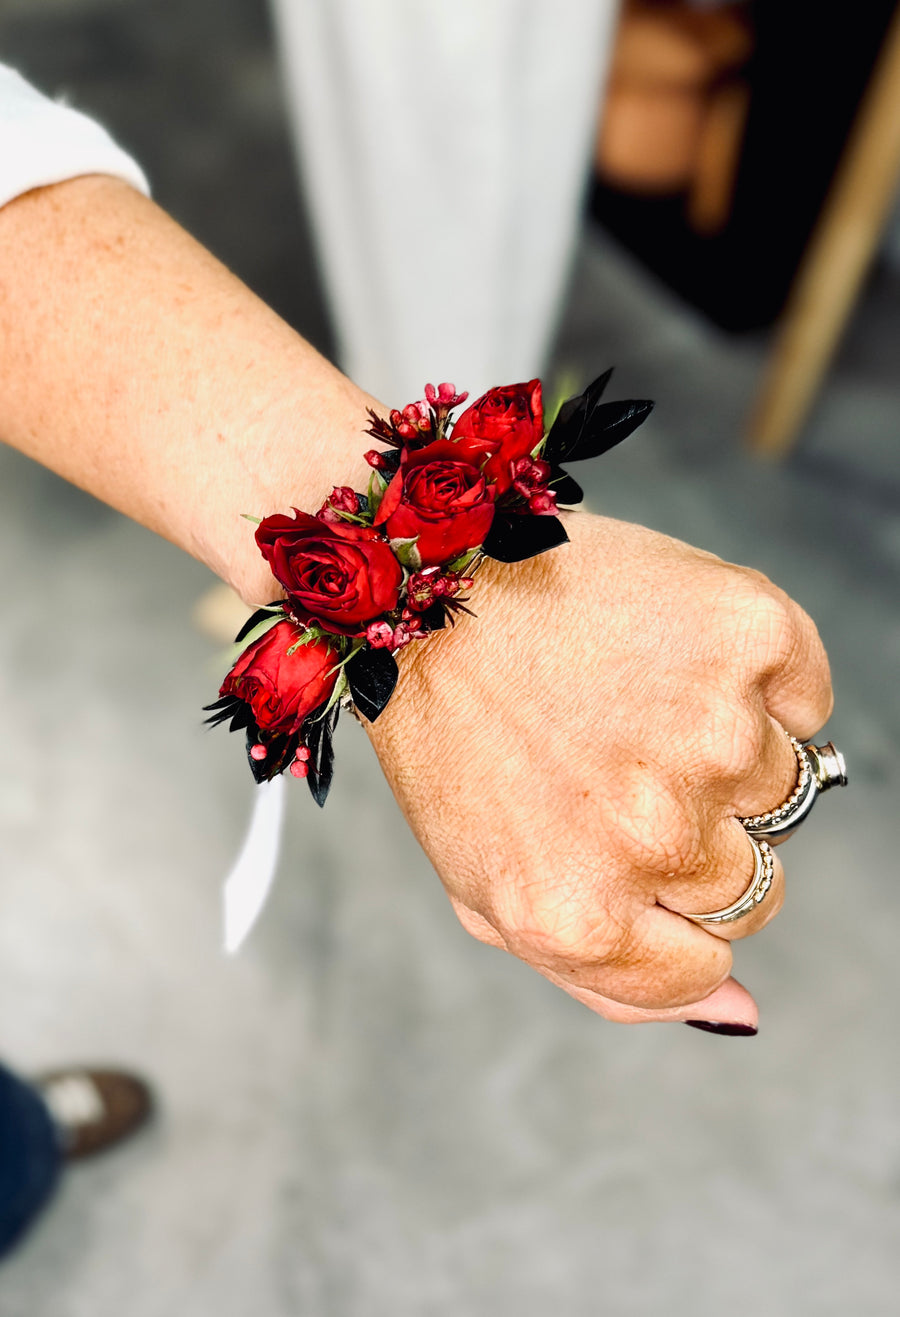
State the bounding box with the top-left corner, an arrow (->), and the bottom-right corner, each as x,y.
0,1062 -> 63,1257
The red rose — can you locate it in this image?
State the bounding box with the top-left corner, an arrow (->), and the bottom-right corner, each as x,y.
256,510 -> 402,635
451,380 -> 544,493
374,439 -> 495,566
220,621 -> 337,735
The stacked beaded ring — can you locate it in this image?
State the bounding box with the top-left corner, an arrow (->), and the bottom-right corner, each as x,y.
740,737 -> 847,843
686,836 -> 776,927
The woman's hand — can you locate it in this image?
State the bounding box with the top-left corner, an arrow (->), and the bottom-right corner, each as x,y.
369,513 -> 833,1029
0,179 -> 833,1029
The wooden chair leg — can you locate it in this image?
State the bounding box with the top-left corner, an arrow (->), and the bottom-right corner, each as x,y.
747,3 -> 900,457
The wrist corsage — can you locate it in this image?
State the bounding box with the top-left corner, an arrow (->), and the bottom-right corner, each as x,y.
205,372 -> 652,804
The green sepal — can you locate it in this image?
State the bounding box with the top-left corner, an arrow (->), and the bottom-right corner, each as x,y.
390,536 -> 422,571
286,624 -> 328,655
367,470 -> 388,516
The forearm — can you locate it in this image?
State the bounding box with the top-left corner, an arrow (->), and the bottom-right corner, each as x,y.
0,174 -> 373,602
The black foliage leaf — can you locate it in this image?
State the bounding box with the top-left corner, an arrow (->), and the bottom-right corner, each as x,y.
233,603 -> 285,645
548,466 -> 584,504
418,601 -> 447,632
547,367 -> 612,451
543,369 -> 653,464
561,400 -> 654,463
482,512 -> 569,563
347,645 -> 399,722
303,702 -> 339,806
229,706 -> 253,733
378,449 -> 402,475
203,695 -> 242,726
203,694 -> 236,713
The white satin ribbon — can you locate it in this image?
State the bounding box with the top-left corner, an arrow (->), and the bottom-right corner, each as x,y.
222,775 -> 285,953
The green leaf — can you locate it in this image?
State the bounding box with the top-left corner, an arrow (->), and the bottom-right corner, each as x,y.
390,536 -> 422,571
367,470 -> 387,515
319,668 -> 349,717
225,611 -> 283,664
446,547 -> 481,574
241,513 -> 262,525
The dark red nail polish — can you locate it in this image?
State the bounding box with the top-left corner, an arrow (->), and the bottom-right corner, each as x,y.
685,1020 -> 758,1036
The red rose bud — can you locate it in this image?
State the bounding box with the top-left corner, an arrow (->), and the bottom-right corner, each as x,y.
373,439 -> 496,566
220,621 -> 338,737
528,489 -> 558,515
452,380 -> 543,494
256,510 -> 403,635
317,486 -> 359,524
366,620 -> 395,648
365,449 -> 389,470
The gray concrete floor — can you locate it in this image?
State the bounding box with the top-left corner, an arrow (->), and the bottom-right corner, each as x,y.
1,4 -> 899,1315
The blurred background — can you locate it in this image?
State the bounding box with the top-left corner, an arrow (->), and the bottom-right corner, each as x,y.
0,1 -> 897,1313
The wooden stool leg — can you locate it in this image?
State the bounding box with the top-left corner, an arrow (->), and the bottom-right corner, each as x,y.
747,3 -> 900,457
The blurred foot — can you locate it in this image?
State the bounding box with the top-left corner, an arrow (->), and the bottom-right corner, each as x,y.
34,1068 -> 153,1161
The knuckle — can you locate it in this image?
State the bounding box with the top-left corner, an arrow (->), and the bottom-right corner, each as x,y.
501,877 -> 623,969
686,695 -> 767,785
605,774 -> 703,877
716,708 -> 767,780
740,589 -> 798,671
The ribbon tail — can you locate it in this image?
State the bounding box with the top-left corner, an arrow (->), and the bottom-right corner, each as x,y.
222,775 -> 285,954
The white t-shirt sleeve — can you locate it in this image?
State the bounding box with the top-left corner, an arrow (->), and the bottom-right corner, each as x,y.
0,62 -> 149,209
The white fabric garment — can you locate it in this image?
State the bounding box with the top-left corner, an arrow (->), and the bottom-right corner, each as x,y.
269,0 -> 620,404
0,63 -> 149,208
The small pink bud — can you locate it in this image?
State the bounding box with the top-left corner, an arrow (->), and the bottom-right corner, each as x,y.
250,744 -> 268,761
397,422 -> 417,440
459,577 -> 474,591
366,620 -> 395,648
438,382 -> 456,403
295,745 -> 310,762
529,490 -> 558,516
390,408 -> 403,427
365,449 -> 387,470
424,383 -> 437,405
289,760 -> 309,778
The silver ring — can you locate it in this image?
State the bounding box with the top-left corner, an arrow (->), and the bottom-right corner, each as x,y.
686,836 -> 776,927
740,738 -> 848,842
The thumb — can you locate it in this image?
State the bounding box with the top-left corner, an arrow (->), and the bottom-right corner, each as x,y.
543,971 -> 760,1033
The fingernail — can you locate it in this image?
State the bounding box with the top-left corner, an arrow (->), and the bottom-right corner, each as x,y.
685,1020 -> 758,1037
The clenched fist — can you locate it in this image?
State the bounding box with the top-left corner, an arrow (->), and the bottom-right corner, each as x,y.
370,512 -> 833,1030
